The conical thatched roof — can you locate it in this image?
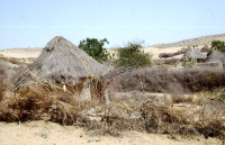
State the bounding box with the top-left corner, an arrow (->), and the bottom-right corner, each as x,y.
180,47 -> 187,53
186,46 -> 192,50
17,36 -> 106,86
202,45 -> 209,49
180,46 -> 192,53
205,50 -> 225,63
201,45 -> 210,52
182,49 -> 206,61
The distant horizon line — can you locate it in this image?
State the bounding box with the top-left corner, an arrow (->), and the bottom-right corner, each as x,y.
149,32 -> 225,47
1,32 -> 225,50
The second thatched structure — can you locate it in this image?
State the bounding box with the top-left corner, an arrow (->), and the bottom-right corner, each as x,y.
180,46 -> 192,54
205,50 -> 225,63
181,49 -> 207,63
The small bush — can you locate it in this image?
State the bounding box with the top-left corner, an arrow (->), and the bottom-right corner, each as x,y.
219,93 -> 225,101
211,40 -> 225,52
114,42 -> 153,68
182,57 -> 197,69
213,89 -> 225,101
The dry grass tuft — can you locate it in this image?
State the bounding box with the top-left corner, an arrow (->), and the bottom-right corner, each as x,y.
0,56 -> 28,66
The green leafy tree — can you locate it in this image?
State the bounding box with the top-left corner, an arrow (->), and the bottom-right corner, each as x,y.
114,42 -> 153,68
211,40 -> 225,52
78,38 -> 110,63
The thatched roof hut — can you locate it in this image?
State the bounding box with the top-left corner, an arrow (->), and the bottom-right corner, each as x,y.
16,36 -> 107,104
180,46 -> 192,54
187,46 -> 192,50
17,36 -> 106,86
180,47 -> 186,53
201,45 -> 210,52
181,49 -> 206,62
205,50 -> 225,63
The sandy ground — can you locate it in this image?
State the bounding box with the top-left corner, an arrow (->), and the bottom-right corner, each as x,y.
0,52 -> 41,58
0,121 -> 221,145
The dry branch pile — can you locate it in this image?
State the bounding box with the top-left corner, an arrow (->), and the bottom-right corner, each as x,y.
1,82 -> 225,138
153,58 -> 180,65
158,47 -> 192,58
159,53 -> 180,58
105,67 -> 225,93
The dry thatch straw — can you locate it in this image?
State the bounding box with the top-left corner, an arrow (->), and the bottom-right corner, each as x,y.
16,36 -> 107,88
201,45 -> 210,52
181,49 -> 206,61
206,50 -> 225,63
180,46 -> 192,53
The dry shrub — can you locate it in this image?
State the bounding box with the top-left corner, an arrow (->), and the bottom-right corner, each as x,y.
0,80 -> 224,138
104,91 -> 225,138
0,62 -> 20,99
0,64 -> 7,92
16,82 -> 91,124
95,67 -> 225,138
0,62 -> 26,120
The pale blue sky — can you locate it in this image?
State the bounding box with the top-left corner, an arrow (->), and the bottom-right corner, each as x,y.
0,0 -> 225,49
